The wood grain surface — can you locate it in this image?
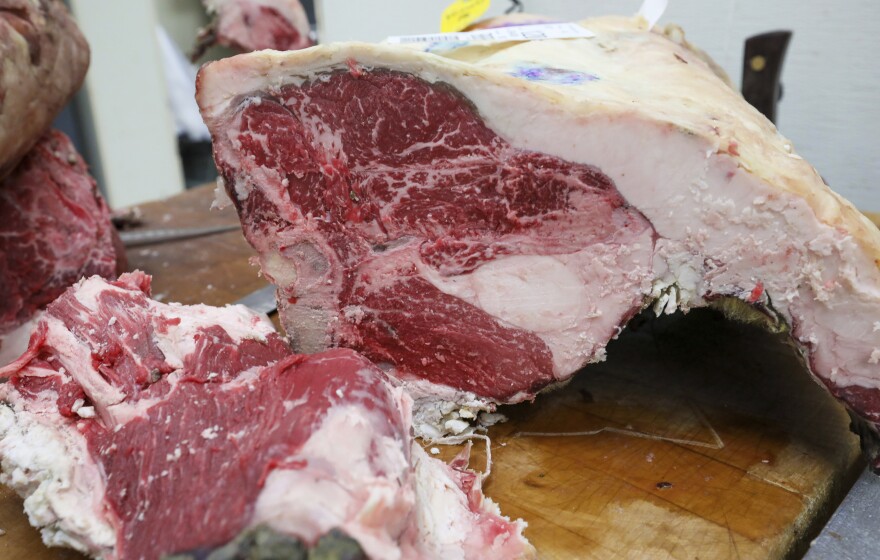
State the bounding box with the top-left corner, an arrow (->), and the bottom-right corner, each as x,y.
0,184 -> 869,559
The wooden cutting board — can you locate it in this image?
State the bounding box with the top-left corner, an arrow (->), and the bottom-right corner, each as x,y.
0,183 -> 866,559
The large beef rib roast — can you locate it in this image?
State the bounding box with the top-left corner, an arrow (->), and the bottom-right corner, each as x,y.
196,17 -> 880,464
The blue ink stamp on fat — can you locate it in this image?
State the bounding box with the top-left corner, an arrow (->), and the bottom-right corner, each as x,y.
509,64 -> 599,85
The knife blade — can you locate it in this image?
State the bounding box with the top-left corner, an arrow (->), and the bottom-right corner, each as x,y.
234,284 -> 278,315
804,467 -> 880,559
119,224 -> 240,247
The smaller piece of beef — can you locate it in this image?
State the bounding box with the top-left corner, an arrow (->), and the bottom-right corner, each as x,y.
0,272 -> 532,560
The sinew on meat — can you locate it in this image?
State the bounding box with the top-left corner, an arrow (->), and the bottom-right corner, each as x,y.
0,272 -> 531,559
195,15 -> 880,463
0,0 -> 89,178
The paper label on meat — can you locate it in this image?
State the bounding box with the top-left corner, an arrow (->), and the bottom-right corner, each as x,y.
386,22 -> 595,45
637,0 -> 668,30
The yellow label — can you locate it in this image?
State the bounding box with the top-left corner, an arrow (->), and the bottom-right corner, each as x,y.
440,0 -> 491,33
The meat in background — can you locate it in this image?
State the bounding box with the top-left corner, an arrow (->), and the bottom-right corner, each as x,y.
0,130 -> 123,365
0,1 -> 124,366
192,0 -> 313,60
0,0 -> 89,179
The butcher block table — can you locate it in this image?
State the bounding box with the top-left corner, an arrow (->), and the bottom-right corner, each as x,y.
0,183 -> 869,559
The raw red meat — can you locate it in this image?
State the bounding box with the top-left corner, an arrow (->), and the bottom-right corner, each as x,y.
0,130 -> 122,362
196,16 -> 880,465
193,0 -> 312,59
0,272 -> 531,559
205,70 -> 651,408
0,0 -> 89,178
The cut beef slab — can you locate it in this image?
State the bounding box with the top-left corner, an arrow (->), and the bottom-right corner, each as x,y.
196,15 -> 880,463
193,0 -> 312,59
0,0 -> 89,179
0,130 -> 123,364
0,272 -> 530,560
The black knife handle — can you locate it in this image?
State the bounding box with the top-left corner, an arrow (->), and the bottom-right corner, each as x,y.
742,31 -> 792,124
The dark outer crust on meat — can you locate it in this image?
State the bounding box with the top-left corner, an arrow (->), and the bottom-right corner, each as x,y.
0,0 -> 89,179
